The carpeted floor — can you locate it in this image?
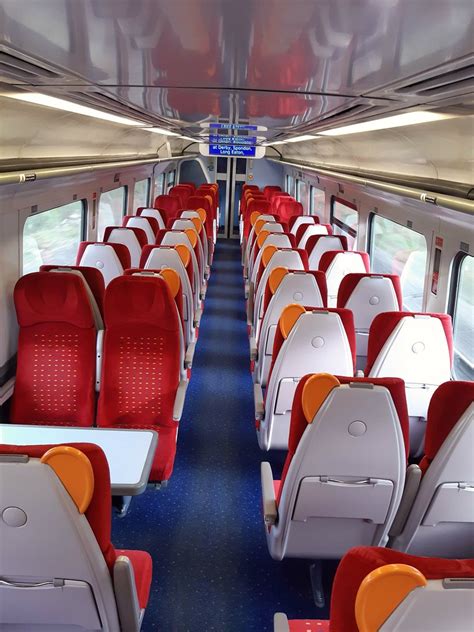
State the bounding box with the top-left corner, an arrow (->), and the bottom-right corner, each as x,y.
112,239 -> 335,631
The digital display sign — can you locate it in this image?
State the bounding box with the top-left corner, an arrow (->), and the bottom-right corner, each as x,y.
209,123 -> 258,131
208,134 -> 257,146
208,144 -> 257,157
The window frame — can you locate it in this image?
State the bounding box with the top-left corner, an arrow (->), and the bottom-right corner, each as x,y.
166,169 -> 176,191
449,251 -> 474,380
133,177 -> 150,209
286,174 -> 295,197
330,196 -> 358,241
296,179 -> 308,210
97,185 -> 128,240
22,198 -> 86,274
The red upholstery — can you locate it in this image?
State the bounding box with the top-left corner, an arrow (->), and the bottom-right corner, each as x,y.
271,192 -> 292,212
288,215 -> 320,229
329,547 -> 474,632
97,275 -> 181,481
305,235 -> 348,259
169,185 -> 191,208
116,549 -> 153,609
295,223 -> 332,244
262,270 -> 328,313
263,185 -> 282,199
76,241 -> 131,271
318,250 -> 371,275
178,181 -> 197,194
0,443 -> 153,608
277,200 -> 304,223
103,225 -> 148,251
289,621 -> 329,632
11,272 -> 96,427
123,214 -> 160,238
242,184 -> 259,194
419,380 -> 474,473
40,265 -> 105,316
337,273 -> 403,310
365,312 -> 454,376
154,194 -> 182,222
187,195 -> 214,237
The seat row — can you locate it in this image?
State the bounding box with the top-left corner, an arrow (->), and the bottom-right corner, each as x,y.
261,375 -> 473,562
274,545 -> 474,632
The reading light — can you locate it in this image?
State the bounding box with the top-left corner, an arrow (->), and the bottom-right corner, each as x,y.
3,91 -> 146,126
317,111 -> 453,136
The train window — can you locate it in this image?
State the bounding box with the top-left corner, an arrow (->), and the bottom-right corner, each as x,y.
310,185 -> 325,217
370,214 -> 427,311
286,174 -> 294,196
22,200 -> 84,274
217,158 -> 227,174
154,171 -> 165,198
97,186 -> 127,240
296,180 -> 308,211
331,197 -> 358,250
134,178 -> 150,210
235,158 -> 247,175
452,254 -> 474,380
166,170 -> 176,191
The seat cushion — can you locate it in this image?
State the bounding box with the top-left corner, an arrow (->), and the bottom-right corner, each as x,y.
117,549 -> 153,609
289,621 -> 329,631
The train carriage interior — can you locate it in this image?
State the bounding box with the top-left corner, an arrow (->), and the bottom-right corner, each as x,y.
0,1 -> 473,630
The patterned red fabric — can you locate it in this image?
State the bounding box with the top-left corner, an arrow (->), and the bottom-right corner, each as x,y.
11,272 -> 96,427
76,241 -> 131,271
295,223 -> 333,244
318,251 -> 370,275
419,380 -> 474,474
288,215 -> 320,230
289,620 -> 329,631
123,214 -> 160,238
337,273 -> 403,310
169,186 -> 190,208
97,275 -> 181,481
243,199 -> 272,237
277,200 -> 304,223
242,184 -> 259,194
365,312 -> 454,376
154,195 -> 182,222
305,235 -> 348,259
40,265 -> 105,316
262,270 -> 328,313
197,185 -> 217,209
271,192 -> 292,212
103,226 -> 148,251
116,549 -> 153,609
263,185 -> 282,199
328,546 -> 474,632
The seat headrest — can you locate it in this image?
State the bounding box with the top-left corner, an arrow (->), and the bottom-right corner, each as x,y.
365,312 -> 454,375
104,275 -> 180,331
319,250 -> 370,274
14,272 -> 95,328
423,380 -> 474,465
40,265 -> 105,313
103,225 -> 148,250
306,234 -> 348,255
337,273 -> 403,310
76,241 -> 131,270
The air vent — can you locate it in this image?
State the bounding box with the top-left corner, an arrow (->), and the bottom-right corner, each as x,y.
0,46 -> 84,85
395,64 -> 474,97
319,103 -> 387,124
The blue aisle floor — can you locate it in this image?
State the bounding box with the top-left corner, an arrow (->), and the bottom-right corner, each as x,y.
112,239 -> 335,631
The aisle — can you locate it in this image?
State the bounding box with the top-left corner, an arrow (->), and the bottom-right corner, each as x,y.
112,239 -> 328,631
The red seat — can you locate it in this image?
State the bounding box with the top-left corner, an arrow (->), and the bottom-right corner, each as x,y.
187,195 -> 215,238
263,185 -> 282,199
97,275 -> 183,482
10,272 -> 96,427
154,194 -> 182,222
277,200 -> 304,223
40,264 -> 105,316
0,442 -> 152,622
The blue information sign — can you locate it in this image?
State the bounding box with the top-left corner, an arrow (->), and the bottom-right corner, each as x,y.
210,123 -> 258,131
209,134 -> 257,146
208,144 -> 256,157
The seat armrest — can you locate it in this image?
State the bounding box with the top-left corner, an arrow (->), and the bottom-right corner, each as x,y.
194,307 -> 203,328
173,380 -> 189,421
246,283 -> 254,324
389,464 -> 422,537
204,265 -> 210,279
261,462 -> 278,527
254,383 -> 265,420
95,329 -> 104,392
185,342 -> 196,369
273,613 -> 290,632
249,337 -> 258,362
113,556 -> 141,632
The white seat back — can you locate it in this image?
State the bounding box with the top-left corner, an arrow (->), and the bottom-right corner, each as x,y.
143,247 -> 195,344
297,224 -> 329,249
105,227 -> 142,267
161,232 -> 200,306
252,250 -> 306,334
139,207 -> 165,229
290,216 -> 317,236
180,211 -> 209,267
259,310 -> 354,450
344,275 -> 400,366
267,382 -> 406,560
325,252 -> 368,307
78,243 -> 124,286
249,234 -> 293,286
125,216 -> 155,243
255,273 -> 325,386
308,235 -> 345,270
245,220 -> 281,270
